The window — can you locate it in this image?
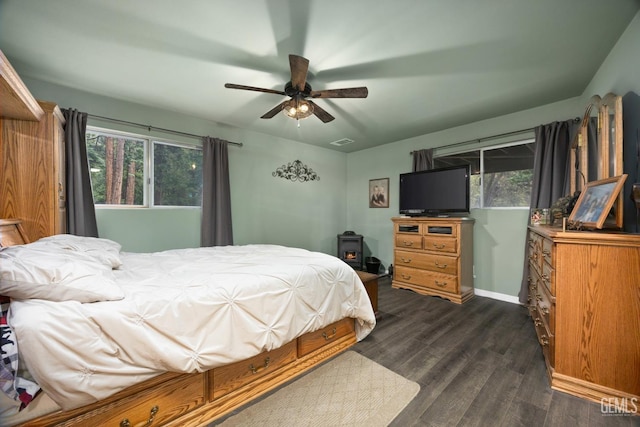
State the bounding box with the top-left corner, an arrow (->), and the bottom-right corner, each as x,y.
86,130 -> 146,206
86,128 -> 202,207
434,139 -> 535,208
153,142 -> 202,206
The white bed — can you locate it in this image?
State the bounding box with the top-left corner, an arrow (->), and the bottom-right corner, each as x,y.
0,233 -> 376,426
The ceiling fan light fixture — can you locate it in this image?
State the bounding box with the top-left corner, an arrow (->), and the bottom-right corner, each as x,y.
283,98 -> 314,120
225,54 -> 366,124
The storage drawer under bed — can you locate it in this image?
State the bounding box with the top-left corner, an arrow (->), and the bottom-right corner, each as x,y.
61,373 -> 206,427
297,317 -> 355,357
211,340 -> 297,400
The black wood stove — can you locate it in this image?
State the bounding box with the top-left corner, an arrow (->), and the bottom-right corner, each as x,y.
337,232 -> 363,269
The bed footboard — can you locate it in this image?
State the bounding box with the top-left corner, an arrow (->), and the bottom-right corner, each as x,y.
20,318 -> 357,427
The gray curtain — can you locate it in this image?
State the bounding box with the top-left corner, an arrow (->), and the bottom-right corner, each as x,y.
412,148 -> 434,171
201,136 -> 233,246
518,119 -> 580,304
62,108 -> 98,237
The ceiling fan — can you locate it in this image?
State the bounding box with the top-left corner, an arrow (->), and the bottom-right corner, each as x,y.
225,54 -> 368,123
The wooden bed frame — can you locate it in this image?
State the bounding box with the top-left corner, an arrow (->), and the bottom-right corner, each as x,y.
0,219 -> 359,427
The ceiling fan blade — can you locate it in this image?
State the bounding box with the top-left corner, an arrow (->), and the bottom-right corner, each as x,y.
310,87 -> 368,98
289,54 -> 309,91
260,101 -> 288,119
308,100 -> 335,123
225,83 -> 286,96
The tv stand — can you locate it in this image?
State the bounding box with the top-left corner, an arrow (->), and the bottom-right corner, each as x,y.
391,217 -> 475,304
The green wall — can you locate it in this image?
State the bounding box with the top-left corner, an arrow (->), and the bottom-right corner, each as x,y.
18,11 -> 640,299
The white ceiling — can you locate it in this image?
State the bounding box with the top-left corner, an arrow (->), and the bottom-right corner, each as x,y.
1,0 -> 638,152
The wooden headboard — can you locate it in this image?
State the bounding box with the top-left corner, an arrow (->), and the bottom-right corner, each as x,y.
0,219 -> 29,247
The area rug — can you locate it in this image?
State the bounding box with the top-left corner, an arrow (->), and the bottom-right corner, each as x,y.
215,351 -> 420,427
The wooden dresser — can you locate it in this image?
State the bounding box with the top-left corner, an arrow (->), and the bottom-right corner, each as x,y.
391,217 -> 474,304
0,50 -> 66,242
527,225 -> 640,404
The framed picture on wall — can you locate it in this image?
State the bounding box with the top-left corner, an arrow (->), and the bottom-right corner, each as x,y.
568,174 -> 627,229
369,178 -> 389,208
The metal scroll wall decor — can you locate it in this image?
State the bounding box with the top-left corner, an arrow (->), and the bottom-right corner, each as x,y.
272,160 -> 320,182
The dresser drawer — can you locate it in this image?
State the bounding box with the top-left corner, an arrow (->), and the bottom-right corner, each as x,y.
532,307 -> 554,369
527,262 -> 540,309
212,340 -> 297,399
542,237 -> 554,266
67,373 -> 205,427
395,266 -> 458,293
297,317 -> 355,357
423,236 -> 457,254
541,261 -> 555,296
395,249 -> 458,275
536,279 -> 555,335
528,231 -> 543,274
395,234 -> 423,249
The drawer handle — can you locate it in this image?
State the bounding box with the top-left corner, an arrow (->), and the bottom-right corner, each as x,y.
434,261 -> 447,269
541,274 -> 549,283
534,317 -> 542,327
401,274 -> 411,280
402,241 -> 414,247
120,405 -> 159,427
542,249 -> 551,256
249,357 -> 271,374
400,257 -> 412,263
539,334 -> 549,346
540,306 -> 549,315
322,327 -> 337,341
435,281 -> 447,288
432,243 -> 446,249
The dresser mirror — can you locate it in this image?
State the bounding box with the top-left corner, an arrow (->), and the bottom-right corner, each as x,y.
571,93 -> 624,228
600,93 -> 623,178
571,95 -> 600,193
600,93 -> 624,227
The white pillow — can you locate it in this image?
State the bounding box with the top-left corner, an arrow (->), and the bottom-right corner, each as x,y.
0,246 -> 124,303
31,234 -> 122,269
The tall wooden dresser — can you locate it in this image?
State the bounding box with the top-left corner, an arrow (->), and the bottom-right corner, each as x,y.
0,50 -> 66,241
391,217 -> 474,304
527,225 -> 640,404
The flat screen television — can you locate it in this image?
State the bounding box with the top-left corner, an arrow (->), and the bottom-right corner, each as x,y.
399,164 -> 470,216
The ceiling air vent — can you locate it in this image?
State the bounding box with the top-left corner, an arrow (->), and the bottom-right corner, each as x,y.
329,138 -> 354,147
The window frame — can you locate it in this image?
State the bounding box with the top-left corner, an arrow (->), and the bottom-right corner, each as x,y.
435,137 -> 535,210
87,126 -> 203,209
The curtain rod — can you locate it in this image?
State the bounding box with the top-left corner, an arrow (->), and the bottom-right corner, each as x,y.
411,117 -> 582,155
87,113 -> 243,147
410,126 -> 535,155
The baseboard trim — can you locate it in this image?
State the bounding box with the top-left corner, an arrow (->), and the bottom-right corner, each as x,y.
474,288 -> 520,304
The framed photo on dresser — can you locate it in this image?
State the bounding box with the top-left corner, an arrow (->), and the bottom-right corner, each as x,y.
568,174 -> 627,229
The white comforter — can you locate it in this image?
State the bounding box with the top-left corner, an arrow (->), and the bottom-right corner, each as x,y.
9,245 -> 376,411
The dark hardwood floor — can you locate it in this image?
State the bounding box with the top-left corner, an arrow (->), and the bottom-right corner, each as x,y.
212,277 -> 638,426
354,277 -> 639,427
